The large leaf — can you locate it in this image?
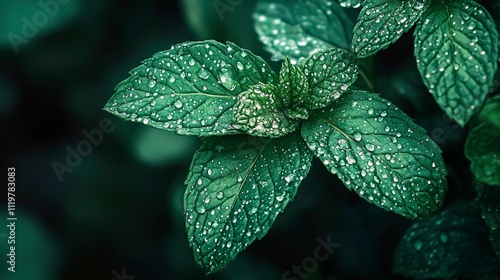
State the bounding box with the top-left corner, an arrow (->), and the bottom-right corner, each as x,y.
475,183 -> 500,261
184,132 -> 313,274
299,48 -> 359,109
352,0 -> 430,57
393,201 -> 500,279
414,0 -> 499,126
254,0 -> 353,64
301,91 -> 447,219
104,40 -> 277,136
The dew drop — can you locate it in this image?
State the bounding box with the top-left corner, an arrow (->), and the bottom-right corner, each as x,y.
216,191 -> 224,199
365,143 -> 375,151
354,132 -> 362,141
197,68 -> 210,80
197,178 -> 203,185
148,80 -> 156,88
174,100 -> 183,108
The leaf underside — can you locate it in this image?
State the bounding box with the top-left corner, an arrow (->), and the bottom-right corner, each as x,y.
184,132 -> 313,274
301,90 -> 447,219
393,201 -> 500,279
414,0 -> 499,126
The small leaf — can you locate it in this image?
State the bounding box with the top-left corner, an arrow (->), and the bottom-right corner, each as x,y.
104,40 -> 277,136
352,0 -> 429,57
233,83 -> 299,138
475,183 -> 500,261
414,0 -> 499,126
301,91 -> 447,219
465,122 -> 500,186
254,0 -> 353,63
299,48 -> 359,109
393,201 -> 500,279
337,0 -> 361,9
184,132 -> 313,274
277,58 -> 310,120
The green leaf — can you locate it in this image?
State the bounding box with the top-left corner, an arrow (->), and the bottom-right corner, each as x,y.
352,0 -> 429,57
414,0 -> 499,126
277,57 -> 310,120
299,48 -> 359,109
301,90 -> 447,219
233,83 -> 299,138
475,183 -> 500,261
479,95 -> 500,130
338,0 -> 361,9
393,201 -> 500,279
465,122 -> 500,186
254,0 -> 353,63
184,132 -> 313,274
104,40 -> 277,136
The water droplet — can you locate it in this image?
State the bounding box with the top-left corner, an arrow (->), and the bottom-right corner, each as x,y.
174,100 -> 183,108
354,132 -> 362,141
148,80 -> 156,88
216,192 -> 224,199
169,76 -> 176,83
196,205 -> 206,214
365,143 -> 375,151
188,58 -> 196,66
197,68 -> 210,80
204,196 -> 210,203
368,108 -> 374,115
197,178 -> 203,185
207,169 -> 212,176
276,194 -> 284,202
220,69 -> 237,91
236,61 -> 244,70
413,239 -> 423,250
237,176 -> 243,182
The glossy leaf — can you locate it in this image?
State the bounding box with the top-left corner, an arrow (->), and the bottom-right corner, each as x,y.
479,95 -> 500,130
254,0 -> 353,64
104,40 -> 277,136
414,0 -> 499,126
301,91 -> 447,219
233,83 -> 299,137
184,132 -> 313,274
352,0 -> 429,57
299,48 -> 359,109
393,201 -> 500,279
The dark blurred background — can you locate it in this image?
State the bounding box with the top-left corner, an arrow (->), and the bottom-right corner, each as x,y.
0,0 -> 476,279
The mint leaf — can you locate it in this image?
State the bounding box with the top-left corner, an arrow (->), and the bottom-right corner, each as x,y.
233,83 -> 299,138
184,132 -> 313,274
393,201 -> 500,279
338,0 -> 361,9
479,95 -> 500,130
277,58 -> 310,120
465,122 -> 500,186
299,48 -> 359,109
352,0 -> 429,57
104,40 -> 277,136
475,183 -> 500,261
254,0 -> 353,63
301,91 -> 447,219
414,0 -> 499,126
